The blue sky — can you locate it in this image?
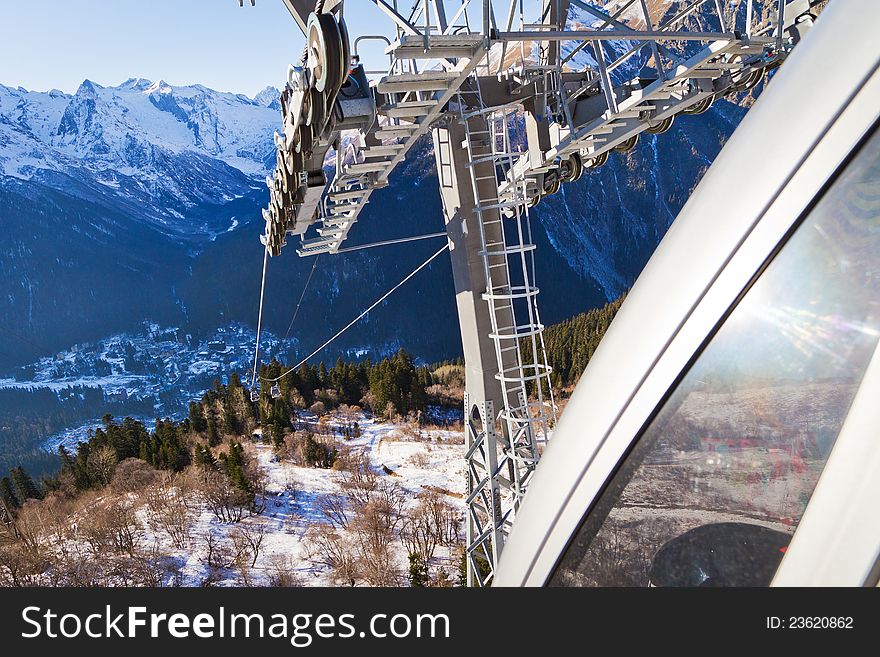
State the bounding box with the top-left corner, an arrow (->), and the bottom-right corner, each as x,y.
0,0 -> 391,97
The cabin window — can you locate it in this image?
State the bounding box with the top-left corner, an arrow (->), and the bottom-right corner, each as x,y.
551,127 -> 880,587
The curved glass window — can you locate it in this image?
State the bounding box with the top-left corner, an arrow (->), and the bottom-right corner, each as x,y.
551,127 -> 880,587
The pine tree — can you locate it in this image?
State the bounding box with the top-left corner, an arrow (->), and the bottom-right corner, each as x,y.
139,439 -> 152,464
220,441 -> 253,499
10,466 -> 42,502
194,445 -> 217,471
189,401 -> 208,433
222,395 -> 239,436
0,475 -> 19,510
408,552 -> 429,587
57,446 -> 76,478
206,415 -> 220,447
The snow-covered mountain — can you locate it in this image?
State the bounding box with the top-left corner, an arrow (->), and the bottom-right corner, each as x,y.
0,79 -> 279,237
0,32 -> 754,376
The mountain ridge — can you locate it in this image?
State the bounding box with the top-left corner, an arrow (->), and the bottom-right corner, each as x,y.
0,69 -> 753,370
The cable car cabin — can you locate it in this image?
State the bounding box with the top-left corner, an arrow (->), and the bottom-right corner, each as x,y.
270,385 -> 282,400
495,0 -> 880,587
250,388 -> 260,403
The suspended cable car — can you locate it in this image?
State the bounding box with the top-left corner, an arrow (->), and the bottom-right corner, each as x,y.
270,384 -> 282,399
250,388 -> 260,402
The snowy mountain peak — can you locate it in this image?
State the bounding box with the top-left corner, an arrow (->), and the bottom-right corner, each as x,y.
145,79 -> 173,95
119,78 -> 155,91
76,79 -> 102,95
0,78 -> 282,238
254,86 -> 281,110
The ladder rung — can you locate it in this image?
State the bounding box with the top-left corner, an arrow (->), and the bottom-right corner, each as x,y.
345,161 -> 392,174
360,144 -> 406,157
330,189 -> 368,201
380,102 -> 434,118
377,71 -> 457,93
476,200 -> 524,212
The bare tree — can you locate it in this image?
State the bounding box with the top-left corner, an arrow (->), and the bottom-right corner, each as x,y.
198,530 -> 236,587
317,494 -> 350,530
111,458 -> 158,493
303,525 -> 360,586
0,542 -> 46,587
230,522 -> 267,569
338,453 -> 378,507
78,499 -> 143,558
198,470 -> 248,523
144,478 -> 196,549
266,553 -> 303,587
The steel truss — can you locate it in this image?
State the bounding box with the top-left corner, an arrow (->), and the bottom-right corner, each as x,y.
240,0 -> 821,584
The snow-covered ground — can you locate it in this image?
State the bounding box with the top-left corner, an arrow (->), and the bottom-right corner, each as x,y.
154,414 -> 464,587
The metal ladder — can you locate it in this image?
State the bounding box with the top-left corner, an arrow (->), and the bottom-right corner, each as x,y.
457,75 -> 556,585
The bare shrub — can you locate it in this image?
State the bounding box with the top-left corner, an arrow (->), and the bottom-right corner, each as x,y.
198,470 -> 249,523
407,449 -> 431,469
360,391 -> 377,412
336,404 -> 362,423
88,446 -> 118,488
383,401 -> 400,423
199,530 -> 235,571
111,458 -> 158,494
304,525 -> 360,586
288,389 -> 306,409
230,522 -> 267,569
266,553 -> 303,587
8,496 -> 70,553
0,542 -> 47,587
317,494 -> 350,530
32,494 -> 74,549
401,492 -> 461,563
284,432 -> 308,465
426,383 -> 464,408
349,481 -> 406,586
78,498 -> 142,558
433,567 -> 454,588
338,453 -> 378,507
144,477 -> 196,549
282,471 -> 300,500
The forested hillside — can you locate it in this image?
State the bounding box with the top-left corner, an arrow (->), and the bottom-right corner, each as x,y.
524,295 -> 625,389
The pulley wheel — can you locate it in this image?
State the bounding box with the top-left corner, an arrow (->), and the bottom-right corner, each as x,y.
683,96 -> 712,115
338,15 -> 351,92
295,123 -> 314,156
307,12 -> 343,94
646,115 -> 674,134
585,150 -> 609,169
613,134 -> 639,152
305,87 -> 325,127
562,153 -> 584,183
742,68 -> 764,91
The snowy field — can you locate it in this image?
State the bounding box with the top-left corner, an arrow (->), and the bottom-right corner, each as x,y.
104,414 -> 466,587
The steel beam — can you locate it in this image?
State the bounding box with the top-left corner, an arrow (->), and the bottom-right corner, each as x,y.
432,119 -> 514,415
497,29 -> 737,41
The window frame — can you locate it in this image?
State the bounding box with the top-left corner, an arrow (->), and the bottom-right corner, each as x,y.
550,117 -> 880,587
516,68 -> 880,587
